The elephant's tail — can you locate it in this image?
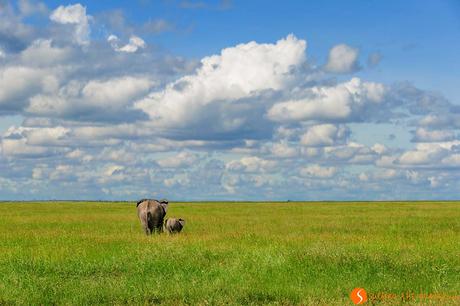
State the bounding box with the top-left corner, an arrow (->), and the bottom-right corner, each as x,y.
147,211 -> 153,226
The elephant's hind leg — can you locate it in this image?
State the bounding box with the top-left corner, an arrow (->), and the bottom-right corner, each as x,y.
139,214 -> 151,235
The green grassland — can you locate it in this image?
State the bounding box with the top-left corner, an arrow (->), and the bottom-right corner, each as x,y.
0,201 -> 458,305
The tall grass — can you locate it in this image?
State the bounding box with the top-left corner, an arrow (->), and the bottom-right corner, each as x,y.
0,201 -> 458,305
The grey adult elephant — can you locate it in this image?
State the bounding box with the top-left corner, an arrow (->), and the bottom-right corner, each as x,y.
136,199 -> 168,235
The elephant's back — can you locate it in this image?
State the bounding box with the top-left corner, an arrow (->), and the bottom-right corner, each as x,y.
137,199 -> 159,210
137,200 -> 158,216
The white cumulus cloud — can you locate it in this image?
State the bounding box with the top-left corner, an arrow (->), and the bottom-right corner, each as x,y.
156,152 -> 199,168
20,39 -> 72,66
108,35 -> 146,53
300,124 -> 349,147
226,156 -> 277,173
50,3 -> 90,45
412,128 -> 455,142
267,78 -> 385,123
300,164 -> 337,178
325,44 -> 360,73
135,34 -> 306,133
0,66 -> 57,111
26,76 -> 152,118
397,141 -> 460,166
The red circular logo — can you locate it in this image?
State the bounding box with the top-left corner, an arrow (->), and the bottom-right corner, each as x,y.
350,288 -> 368,304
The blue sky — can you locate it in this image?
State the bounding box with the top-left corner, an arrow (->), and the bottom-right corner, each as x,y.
0,0 -> 459,200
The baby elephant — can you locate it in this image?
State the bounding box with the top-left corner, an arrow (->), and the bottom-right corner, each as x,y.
164,218 -> 185,234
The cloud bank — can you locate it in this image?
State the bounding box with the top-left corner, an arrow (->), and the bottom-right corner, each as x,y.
0,2 -> 459,200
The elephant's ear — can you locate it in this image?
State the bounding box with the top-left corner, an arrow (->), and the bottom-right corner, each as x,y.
159,199 -> 169,212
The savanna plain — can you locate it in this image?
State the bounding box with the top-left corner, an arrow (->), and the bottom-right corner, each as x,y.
0,201 -> 458,305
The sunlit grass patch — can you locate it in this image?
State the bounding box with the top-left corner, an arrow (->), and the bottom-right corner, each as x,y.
0,201 -> 458,305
